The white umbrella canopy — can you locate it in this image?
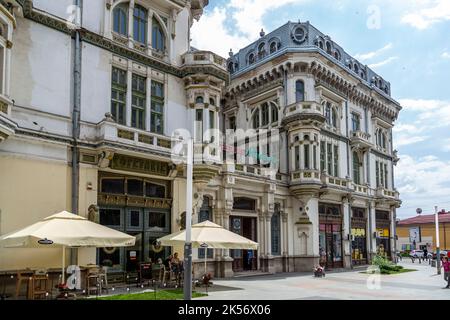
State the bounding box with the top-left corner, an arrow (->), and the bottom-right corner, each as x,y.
157,220 -> 258,250
0,211 -> 135,248
0,211 -> 135,283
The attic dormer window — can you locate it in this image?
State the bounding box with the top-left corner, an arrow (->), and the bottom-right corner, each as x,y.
258,43 -> 266,59
248,53 -> 255,65
292,25 -> 307,43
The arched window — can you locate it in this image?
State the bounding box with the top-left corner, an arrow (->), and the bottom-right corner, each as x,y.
195,96 -> 204,104
152,17 -> 165,51
295,80 -> 305,102
113,3 -> 128,36
261,103 -> 269,126
325,102 -> 331,125
354,64 -> 359,74
133,5 -> 147,44
271,104 -> 278,124
209,97 -> 216,106
331,107 -> 338,128
334,51 -> 340,60
258,43 -> 266,59
353,152 -> 361,185
319,41 -> 324,50
252,109 -> 260,129
381,133 -> 386,149
270,42 -> 277,54
248,53 -> 255,65
326,42 -> 332,54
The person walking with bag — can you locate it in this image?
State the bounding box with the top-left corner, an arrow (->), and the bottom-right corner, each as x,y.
441,256 -> 450,289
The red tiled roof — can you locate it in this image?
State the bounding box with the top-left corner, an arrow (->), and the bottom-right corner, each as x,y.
398,211 -> 450,225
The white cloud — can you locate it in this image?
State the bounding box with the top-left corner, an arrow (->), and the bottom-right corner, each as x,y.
399,99 -> 450,127
395,154 -> 450,218
191,0 -> 307,57
394,135 -> 429,148
442,51 -> 450,59
442,138 -> 450,152
368,56 -> 399,68
401,0 -> 450,30
354,43 -> 393,61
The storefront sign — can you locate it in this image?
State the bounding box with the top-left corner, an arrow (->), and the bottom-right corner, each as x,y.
111,154 -> 169,176
377,228 -> 389,237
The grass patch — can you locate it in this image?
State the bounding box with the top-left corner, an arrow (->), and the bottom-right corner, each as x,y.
96,289 -> 207,300
360,268 -> 417,275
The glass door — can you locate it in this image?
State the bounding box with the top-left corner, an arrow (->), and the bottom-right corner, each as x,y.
230,217 -> 243,271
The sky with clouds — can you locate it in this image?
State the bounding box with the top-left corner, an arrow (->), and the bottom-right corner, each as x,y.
191,0 -> 450,219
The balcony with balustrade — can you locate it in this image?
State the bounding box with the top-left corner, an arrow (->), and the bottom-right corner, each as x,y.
282,101 -> 325,127
350,130 -> 372,150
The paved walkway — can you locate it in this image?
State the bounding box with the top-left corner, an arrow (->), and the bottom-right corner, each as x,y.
196,261 -> 450,300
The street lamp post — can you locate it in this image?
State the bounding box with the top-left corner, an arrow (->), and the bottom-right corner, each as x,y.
435,206 -> 441,275
183,138 -> 194,300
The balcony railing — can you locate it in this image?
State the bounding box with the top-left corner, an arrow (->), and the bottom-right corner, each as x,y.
97,119 -> 173,152
321,175 -> 349,188
291,169 -> 321,182
376,187 -> 399,199
284,101 -> 323,118
350,130 -> 372,149
223,163 -> 279,180
182,51 -> 227,70
351,183 -> 370,195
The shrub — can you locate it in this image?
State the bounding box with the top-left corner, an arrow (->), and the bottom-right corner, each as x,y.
372,255 -> 403,273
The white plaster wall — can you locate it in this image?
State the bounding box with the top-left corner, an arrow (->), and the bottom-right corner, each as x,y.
33,0 -> 74,20
165,74 -> 189,135
80,43 -> 111,123
0,136 -> 68,162
11,18 -> 72,117
82,0 -> 105,35
172,8 -> 190,65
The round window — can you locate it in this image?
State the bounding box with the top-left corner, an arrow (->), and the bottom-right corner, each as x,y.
292,26 -> 307,43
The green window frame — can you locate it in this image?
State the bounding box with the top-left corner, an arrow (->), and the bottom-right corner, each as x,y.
131,74 -> 146,130
353,152 -> 360,185
375,161 -> 380,187
111,67 -> 127,125
151,81 -> 164,134
304,144 -> 310,169
320,141 -> 325,172
333,145 -> 339,177
327,143 -> 332,174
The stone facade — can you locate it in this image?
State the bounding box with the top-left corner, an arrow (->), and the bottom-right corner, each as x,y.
0,1 -> 401,278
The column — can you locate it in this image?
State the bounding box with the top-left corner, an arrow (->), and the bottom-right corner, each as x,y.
147,11 -> 153,55
126,62 -> 133,127
128,0 -> 135,48
342,197 -> 351,268
146,68 -> 152,131
390,206 -> 396,261
266,213 -> 272,257
368,201 -> 377,261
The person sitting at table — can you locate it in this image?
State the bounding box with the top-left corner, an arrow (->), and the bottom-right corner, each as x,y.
164,254 -> 172,270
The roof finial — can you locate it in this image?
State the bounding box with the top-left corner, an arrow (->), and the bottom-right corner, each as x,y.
260,28 -> 265,37
229,48 -> 234,57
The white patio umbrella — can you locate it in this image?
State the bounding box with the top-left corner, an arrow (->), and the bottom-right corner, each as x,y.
157,220 -> 258,274
0,211 -> 135,283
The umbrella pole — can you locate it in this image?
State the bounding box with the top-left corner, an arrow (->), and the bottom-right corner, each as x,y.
204,252 -> 207,275
62,246 -> 65,284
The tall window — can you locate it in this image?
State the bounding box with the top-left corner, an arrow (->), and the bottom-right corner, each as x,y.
229,116 -> 236,130
252,109 -> 260,129
295,145 -> 300,170
271,104 -> 278,124
384,164 -> 388,188
271,204 -> 281,256
327,143 -> 332,174
295,80 -> 305,102
133,5 -> 147,44
353,152 -> 361,185
195,109 -> 203,143
261,103 -> 269,126
351,113 -> 361,131
111,67 -> 127,125
313,145 -> 317,170
248,53 -> 255,65
320,141 -> 325,172
270,42 -> 277,54
304,144 -> 310,169
332,108 -> 338,128
131,74 -> 146,129
152,17 -> 165,51
375,160 -> 380,187
209,110 -> 215,130
333,145 -> 339,177
325,102 -> 331,125
380,163 -> 384,187
113,4 -> 128,36
151,81 -> 164,134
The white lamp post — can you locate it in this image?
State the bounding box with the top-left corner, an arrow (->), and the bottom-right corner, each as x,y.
183,138 -> 193,300
434,206 -> 441,275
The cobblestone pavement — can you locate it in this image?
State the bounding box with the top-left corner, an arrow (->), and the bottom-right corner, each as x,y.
196,261 -> 450,300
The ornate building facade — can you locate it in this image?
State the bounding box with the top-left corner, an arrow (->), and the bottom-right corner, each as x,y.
0,0 -> 401,278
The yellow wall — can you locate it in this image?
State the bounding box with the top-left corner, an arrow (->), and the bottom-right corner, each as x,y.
0,155 -> 71,270
0,156 -> 100,270
397,223 -> 450,250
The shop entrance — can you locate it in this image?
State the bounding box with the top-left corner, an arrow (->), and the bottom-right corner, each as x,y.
230,216 -> 257,272
319,224 -> 343,269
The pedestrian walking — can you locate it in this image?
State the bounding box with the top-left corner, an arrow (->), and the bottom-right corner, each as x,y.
423,248 -> 428,261
441,256 -> 450,289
